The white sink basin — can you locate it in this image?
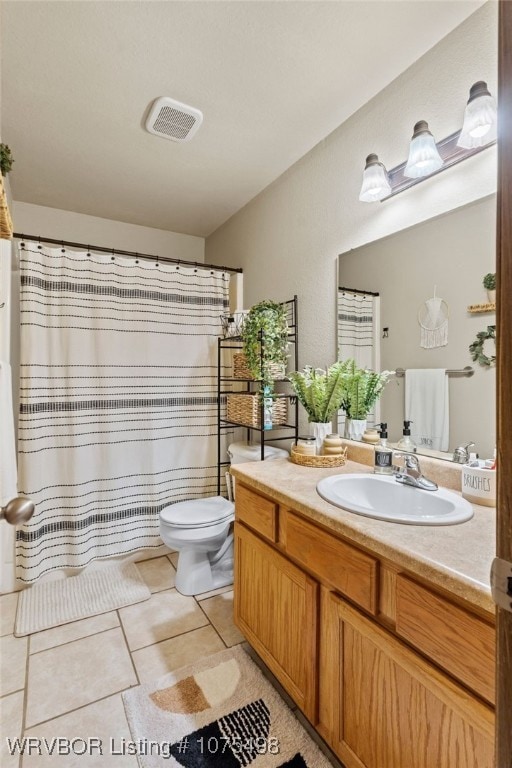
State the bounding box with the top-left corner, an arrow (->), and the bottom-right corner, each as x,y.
316,473 -> 474,525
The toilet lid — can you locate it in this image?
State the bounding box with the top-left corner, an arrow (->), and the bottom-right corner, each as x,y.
160,496 -> 234,528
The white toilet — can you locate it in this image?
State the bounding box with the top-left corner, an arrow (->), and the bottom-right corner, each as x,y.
159,441 -> 289,596
160,496 -> 235,596
227,442 -> 289,496
227,441 -> 289,464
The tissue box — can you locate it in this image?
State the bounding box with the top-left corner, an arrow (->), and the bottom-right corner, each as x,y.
461,464 -> 496,507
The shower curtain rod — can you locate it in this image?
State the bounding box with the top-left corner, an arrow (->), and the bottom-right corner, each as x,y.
14,233 -> 243,274
338,286 -> 380,297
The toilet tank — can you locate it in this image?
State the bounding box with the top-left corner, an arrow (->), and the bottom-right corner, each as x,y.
228,441 -> 288,464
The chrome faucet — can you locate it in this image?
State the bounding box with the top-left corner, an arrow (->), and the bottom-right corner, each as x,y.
452,442 -> 475,464
393,452 -> 438,491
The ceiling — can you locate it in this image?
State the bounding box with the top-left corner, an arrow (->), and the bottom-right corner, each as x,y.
1,1 -> 484,238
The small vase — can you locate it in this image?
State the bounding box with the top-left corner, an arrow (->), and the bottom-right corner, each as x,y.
487,289 -> 496,304
344,418 -> 367,442
309,422 -> 332,455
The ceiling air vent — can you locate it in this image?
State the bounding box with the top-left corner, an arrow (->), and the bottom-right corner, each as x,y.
145,97 -> 203,143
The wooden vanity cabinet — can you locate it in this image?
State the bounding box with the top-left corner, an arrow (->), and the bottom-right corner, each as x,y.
322,590 -> 494,768
234,521 -> 318,721
233,483 -> 495,768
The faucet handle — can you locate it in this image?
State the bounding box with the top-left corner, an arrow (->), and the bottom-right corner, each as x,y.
452,442 -> 475,463
393,451 -> 420,470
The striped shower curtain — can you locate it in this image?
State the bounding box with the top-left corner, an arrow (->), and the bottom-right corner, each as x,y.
337,289 -> 380,433
16,243 -> 230,583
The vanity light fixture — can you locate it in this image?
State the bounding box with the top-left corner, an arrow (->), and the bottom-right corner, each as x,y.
404,120 -> 443,178
358,153 -> 391,202
457,81 -> 497,149
359,80 -> 497,202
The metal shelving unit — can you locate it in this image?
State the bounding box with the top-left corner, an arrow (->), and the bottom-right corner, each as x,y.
217,296 -> 299,495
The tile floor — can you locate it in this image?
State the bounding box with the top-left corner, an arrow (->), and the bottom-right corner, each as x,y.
0,553 -> 342,767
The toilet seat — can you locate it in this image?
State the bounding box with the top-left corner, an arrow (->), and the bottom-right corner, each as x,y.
160,496 -> 234,529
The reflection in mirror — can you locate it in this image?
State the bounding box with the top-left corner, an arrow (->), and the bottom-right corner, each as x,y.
337,195 -> 496,461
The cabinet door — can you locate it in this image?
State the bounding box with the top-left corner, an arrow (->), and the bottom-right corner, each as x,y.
323,592 -> 494,768
234,521 -> 318,722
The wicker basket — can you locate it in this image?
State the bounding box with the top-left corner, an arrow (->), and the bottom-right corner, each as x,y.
290,445 -> 347,468
233,352 -> 286,381
226,393 -> 287,428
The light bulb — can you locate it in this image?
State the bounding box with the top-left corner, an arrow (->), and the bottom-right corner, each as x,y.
457,81 -> 497,149
359,153 -> 391,202
404,121 -> 443,178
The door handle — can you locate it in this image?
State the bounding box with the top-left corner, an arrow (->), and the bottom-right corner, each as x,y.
1,497 -> 35,525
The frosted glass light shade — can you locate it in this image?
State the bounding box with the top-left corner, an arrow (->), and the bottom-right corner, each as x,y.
457,81 -> 497,149
404,121 -> 443,178
359,153 -> 391,202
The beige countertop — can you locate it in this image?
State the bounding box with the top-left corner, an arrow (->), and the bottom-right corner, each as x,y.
230,458 -> 496,616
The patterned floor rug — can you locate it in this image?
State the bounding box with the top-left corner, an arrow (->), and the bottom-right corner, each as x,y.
15,562 -> 151,636
123,645 -> 333,768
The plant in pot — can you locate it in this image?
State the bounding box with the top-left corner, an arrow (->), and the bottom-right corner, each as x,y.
240,300 -> 289,430
241,300 -> 289,392
339,359 -> 392,441
483,272 -> 496,303
288,361 -> 351,452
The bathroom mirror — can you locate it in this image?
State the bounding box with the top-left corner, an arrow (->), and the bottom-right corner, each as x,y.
337,195 -> 496,461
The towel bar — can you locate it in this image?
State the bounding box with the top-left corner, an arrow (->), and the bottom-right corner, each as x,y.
394,366 -> 474,378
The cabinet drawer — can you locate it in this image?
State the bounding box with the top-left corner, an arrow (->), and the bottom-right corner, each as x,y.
284,512 -> 378,614
396,575 -> 495,704
235,484 -> 278,543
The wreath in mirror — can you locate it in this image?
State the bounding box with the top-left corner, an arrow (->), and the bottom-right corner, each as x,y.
469,325 -> 496,367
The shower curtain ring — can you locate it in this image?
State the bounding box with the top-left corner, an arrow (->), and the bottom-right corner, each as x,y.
37,236 -> 42,250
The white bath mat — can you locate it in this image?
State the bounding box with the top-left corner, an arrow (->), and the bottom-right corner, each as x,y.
123,645 -> 333,768
14,562 -> 150,636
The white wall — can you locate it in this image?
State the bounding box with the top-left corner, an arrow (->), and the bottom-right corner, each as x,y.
205,3 -> 497,385
11,202 -> 205,262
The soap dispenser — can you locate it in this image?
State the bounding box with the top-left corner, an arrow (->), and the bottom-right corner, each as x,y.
397,420 -> 417,453
374,423 -> 393,475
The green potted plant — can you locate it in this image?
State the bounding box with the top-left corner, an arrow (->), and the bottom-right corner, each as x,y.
483,272 -> 496,303
0,144 -> 14,176
288,361 -> 351,451
339,359 -> 392,441
241,300 -> 289,392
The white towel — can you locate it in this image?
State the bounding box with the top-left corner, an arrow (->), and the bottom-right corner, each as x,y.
405,369 -> 449,452
0,361 -> 17,504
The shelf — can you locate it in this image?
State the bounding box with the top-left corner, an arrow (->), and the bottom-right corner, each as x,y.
217,295 -> 299,495
220,377 -> 291,383
220,419 -> 297,431
219,331 -> 298,343
220,390 -> 295,398
467,302 -> 496,313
